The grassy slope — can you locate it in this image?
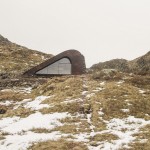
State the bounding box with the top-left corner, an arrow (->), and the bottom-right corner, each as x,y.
91,51 -> 150,75
0,35 -> 52,77
0,74 -> 150,150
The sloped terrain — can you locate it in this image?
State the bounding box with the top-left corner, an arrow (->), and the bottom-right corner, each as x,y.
0,35 -> 52,78
0,74 -> 150,150
0,34 -> 150,150
129,51 -> 150,75
91,51 -> 150,75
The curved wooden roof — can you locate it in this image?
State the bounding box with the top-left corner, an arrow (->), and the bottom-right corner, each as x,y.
23,49 -> 86,76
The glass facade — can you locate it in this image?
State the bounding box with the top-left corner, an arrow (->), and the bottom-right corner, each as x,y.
36,58 -> 71,75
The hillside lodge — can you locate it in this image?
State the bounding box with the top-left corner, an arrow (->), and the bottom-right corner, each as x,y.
23,50 -> 86,76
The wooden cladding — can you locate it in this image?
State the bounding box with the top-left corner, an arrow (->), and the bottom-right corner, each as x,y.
23,50 -> 86,76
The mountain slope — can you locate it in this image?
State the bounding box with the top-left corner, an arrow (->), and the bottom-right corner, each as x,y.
0,35 -> 52,77
91,59 -> 129,72
129,51 -> 150,75
91,51 -> 150,75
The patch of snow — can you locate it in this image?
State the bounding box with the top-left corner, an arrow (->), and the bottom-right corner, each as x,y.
0,131 -> 67,150
83,84 -> 88,88
117,81 -> 125,84
139,89 -> 145,94
98,108 -> 104,116
62,98 -> 83,104
1,87 -> 32,94
24,96 -> 50,110
0,117 -> 20,129
86,93 -> 95,98
127,103 -> 132,106
1,112 -> 69,134
139,139 -> 148,143
65,85 -> 70,88
92,116 -> 150,150
0,101 -> 13,106
82,91 -> 88,95
93,87 -> 103,92
0,111 -> 70,150
72,133 -> 90,142
124,95 -> 128,97
41,56 -> 45,60
87,114 -> 95,137
100,82 -> 105,86
14,87 -> 32,94
121,109 -> 130,113
0,89 -> 12,92
14,99 -> 32,110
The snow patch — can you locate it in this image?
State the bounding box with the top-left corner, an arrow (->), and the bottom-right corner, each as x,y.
24,96 -> 50,110
1,112 -> 69,134
121,109 -> 130,113
0,131 -> 66,150
62,98 -> 83,104
0,101 -> 13,106
139,89 -> 145,94
100,82 -> 105,86
90,116 -> 150,150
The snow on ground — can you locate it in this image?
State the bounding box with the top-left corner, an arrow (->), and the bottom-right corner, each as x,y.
1,112 -> 69,134
89,116 -> 150,150
139,89 -> 146,94
0,93 -> 72,150
15,87 -> 32,94
0,100 -> 13,106
0,131 -> 67,150
87,114 -> 95,137
116,80 -> 125,87
117,81 -> 125,84
14,96 -> 51,110
82,91 -> 88,96
121,109 -> 130,113
0,112 -> 70,150
86,93 -> 95,98
24,96 -> 51,110
0,96 -> 50,110
61,98 -> 83,104
100,82 -> 105,86
0,87 -> 32,94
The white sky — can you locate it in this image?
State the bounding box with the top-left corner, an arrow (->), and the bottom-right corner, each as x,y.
0,0 -> 150,67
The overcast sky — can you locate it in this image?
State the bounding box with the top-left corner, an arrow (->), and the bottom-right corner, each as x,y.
0,0 -> 150,67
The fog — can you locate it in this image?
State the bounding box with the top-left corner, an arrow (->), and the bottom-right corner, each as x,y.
0,0 -> 150,67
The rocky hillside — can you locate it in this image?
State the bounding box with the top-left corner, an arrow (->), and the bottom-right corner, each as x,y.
129,51 -> 150,75
0,35 -> 52,78
91,51 -> 150,75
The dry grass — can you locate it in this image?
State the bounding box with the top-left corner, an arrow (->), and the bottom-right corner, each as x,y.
88,80 -> 150,120
126,75 -> 150,89
129,97 -> 150,119
34,76 -> 83,101
91,70 -> 124,81
90,133 -> 119,143
40,102 -> 82,114
59,117 -> 91,134
129,125 -> 150,150
30,139 -> 88,150
51,124 -> 79,134
0,107 -> 34,118
31,128 -> 50,133
0,74 -> 150,149
0,90 -> 32,102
